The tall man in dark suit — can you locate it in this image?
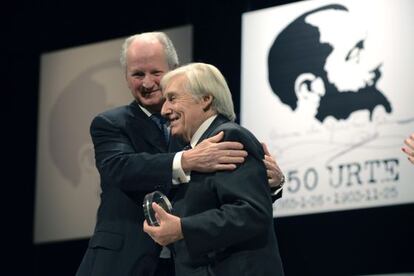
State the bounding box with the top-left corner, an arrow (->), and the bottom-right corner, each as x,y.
77,33 -> 284,276
144,63 -> 284,276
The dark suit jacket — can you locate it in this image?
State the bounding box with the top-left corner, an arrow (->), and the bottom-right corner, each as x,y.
172,115 -> 284,276
76,101 -> 178,276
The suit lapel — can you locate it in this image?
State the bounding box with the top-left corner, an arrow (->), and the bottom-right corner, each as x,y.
127,101 -> 168,152
197,115 -> 230,145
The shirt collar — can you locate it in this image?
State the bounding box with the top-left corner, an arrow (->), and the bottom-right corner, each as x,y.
138,104 -> 153,117
190,115 -> 218,148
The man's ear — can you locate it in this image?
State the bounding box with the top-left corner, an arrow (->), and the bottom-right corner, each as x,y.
294,73 -> 325,100
202,94 -> 213,111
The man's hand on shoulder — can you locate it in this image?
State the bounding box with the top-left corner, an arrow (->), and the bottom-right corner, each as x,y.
181,131 -> 248,173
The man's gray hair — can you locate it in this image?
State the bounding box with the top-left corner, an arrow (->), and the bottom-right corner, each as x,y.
120,32 -> 179,70
161,62 -> 236,122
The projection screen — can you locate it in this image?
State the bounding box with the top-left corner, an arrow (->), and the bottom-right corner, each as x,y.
241,0 -> 414,217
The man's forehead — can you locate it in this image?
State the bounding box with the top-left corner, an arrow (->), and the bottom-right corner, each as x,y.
130,37 -> 162,50
127,40 -> 167,64
164,75 -> 189,94
165,75 -> 185,88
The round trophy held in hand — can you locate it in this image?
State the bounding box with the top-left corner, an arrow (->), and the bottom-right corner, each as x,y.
143,191 -> 173,226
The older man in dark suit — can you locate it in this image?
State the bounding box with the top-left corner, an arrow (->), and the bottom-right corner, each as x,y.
144,63 -> 284,276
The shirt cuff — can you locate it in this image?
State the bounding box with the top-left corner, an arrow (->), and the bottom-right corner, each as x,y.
172,151 -> 191,185
271,186 -> 283,196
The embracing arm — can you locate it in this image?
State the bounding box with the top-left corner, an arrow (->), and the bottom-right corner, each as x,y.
178,132 -> 284,193
181,131 -> 248,173
91,114 -> 175,193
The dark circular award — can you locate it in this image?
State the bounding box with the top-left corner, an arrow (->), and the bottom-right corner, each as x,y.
143,191 -> 173,226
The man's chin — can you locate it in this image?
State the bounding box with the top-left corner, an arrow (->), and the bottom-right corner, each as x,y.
170,127 -> 188,140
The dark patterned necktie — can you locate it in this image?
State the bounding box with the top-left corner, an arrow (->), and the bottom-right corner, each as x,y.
150,113 -> 170,144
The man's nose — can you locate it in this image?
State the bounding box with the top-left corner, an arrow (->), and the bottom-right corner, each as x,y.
142,76 -> 154,89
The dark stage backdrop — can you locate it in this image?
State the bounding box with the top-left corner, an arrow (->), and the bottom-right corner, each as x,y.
4,0 -> 413,275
